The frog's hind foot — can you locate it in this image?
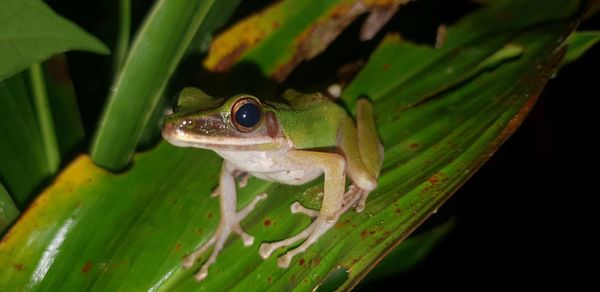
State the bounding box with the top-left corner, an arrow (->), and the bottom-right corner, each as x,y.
257,185 -> 371,268
342,184 -> 370,212
183,192 -> 267,281
259,215 -> 335,268
290,201 -> 319,217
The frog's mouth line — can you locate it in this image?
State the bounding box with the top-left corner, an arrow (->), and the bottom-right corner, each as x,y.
162,122 -> 289,150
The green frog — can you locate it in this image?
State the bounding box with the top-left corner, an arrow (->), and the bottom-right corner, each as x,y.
162,87 -> 383,281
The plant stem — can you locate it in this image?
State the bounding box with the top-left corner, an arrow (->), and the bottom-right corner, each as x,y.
28,63 -> 59,174
114,0 -> 132,74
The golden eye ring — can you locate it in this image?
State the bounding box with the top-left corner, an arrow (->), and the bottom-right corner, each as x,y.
231,97 -> 262,132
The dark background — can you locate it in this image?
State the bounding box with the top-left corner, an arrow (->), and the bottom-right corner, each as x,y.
46,0 -> 597,290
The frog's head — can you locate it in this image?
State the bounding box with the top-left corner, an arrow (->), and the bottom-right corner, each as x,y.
162,87 -> 288,151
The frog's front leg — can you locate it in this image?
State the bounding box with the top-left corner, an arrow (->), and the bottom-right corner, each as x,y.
210,170 -> 251,197
259,150 -> 346,268
183,161 -> 267,281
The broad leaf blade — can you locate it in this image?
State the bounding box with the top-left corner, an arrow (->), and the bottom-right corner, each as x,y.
90,0 -> 241,171
339,27 -> 569,290
0,1 -> 581,291
0,57 -> 84,209
342,0 -> 579,111
0,183 -> 19,233
561,30 -> 600,66
43,55 -> 85,159
0,0 -> 109,81
203,0 -> 409,81
0,73 -> 50,207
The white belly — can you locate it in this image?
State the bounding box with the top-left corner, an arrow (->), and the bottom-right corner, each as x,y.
215,150 -> 323,185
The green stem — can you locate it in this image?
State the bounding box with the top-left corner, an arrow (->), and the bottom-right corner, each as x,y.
28,63 -> 59,174
114,0 -> 132,74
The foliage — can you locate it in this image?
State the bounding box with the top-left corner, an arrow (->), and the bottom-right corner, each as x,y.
0,0 -> 595,290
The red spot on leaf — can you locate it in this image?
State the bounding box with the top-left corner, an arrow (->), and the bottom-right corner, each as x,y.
429,175 -> 440,185
383,63 -> 390,70
299,258 -> 305,266
408,142 -> 420,150
360,229 -> 368,238
263,219 -> 272,227
207,212 -> 213,219
14,263 -> 23,270
81,261 -> 93,273
267,276 -> 272,283
175,243 -> 182,251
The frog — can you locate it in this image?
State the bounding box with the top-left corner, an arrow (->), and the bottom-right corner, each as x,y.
162,87 -> 383,281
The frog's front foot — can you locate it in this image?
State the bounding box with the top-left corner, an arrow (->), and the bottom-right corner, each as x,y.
183,193 -> 267,281
259,198 -> 348,268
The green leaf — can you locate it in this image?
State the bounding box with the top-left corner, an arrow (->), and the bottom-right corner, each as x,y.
362,218 -> 454,282
0,1 -> 581,290
43,55 -> 85,160
203,0 -> 409,81
0,183 -> 19,234
0,56 -> 85,208
0,73 -> 50,207
342,0 -> 579,111
561,30 -> 600,67
0,0 -> 109,81
90,0 -> 242,171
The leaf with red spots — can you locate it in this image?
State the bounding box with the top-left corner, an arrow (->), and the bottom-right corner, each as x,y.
0,1 -> 586,291
203,0 -> 409,81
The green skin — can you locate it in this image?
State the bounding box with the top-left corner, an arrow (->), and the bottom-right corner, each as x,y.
162,87 -> 383,281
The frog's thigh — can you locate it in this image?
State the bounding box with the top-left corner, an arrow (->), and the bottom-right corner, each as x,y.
287,150 -> 345,218
356,99 -> 383,176
339,121 -> 373,191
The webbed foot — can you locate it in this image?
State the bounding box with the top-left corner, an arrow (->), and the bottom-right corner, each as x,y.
258,184 -> 371,267
342,184 -> 370,212
259,215 -> 336,268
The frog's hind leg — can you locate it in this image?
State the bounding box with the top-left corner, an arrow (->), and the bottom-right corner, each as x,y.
259,150 -> 346,268
339,98 -> 383,211
183,161 -> 267,281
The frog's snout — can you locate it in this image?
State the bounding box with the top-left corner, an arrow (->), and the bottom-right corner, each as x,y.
161,120 -> 176,141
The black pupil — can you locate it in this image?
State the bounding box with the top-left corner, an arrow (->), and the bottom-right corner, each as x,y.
235,102 -> 261,128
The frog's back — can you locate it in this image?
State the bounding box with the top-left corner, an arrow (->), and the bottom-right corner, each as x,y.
273,90 -> 350,149
280,89 -> 332,108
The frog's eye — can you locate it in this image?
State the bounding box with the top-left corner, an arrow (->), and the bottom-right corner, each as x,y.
231,97 -> 262,132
